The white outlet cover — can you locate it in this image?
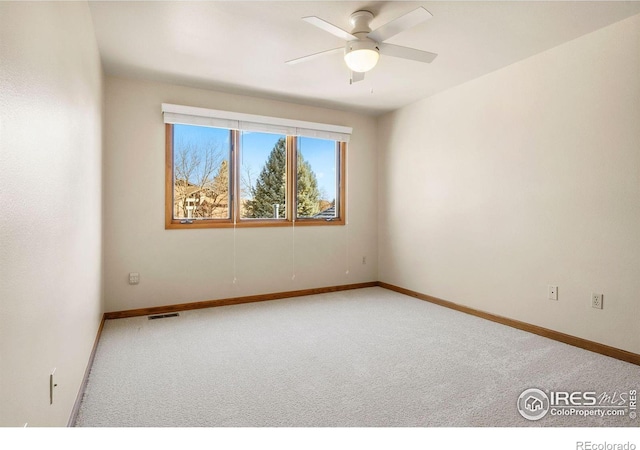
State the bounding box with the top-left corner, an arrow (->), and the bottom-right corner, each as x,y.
592,293 -> 603,309
129,272 -> 140,285
548,285 -> 558,300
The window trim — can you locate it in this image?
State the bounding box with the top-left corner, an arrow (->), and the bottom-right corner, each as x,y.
165,124 -> 346,229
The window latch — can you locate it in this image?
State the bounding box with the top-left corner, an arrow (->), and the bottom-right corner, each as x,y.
180,219 -> 194,224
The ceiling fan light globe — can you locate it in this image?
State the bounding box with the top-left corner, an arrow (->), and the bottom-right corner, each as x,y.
344,48 -> 379,73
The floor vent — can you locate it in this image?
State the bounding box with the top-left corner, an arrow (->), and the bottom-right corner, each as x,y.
148,313 -> 180,320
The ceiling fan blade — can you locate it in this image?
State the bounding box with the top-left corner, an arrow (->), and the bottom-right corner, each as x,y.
379,43 -> 437,64
303,16 -> 358,41
350,71 -> 365,84
367,7 -> 433,43
286,47 -> 343,65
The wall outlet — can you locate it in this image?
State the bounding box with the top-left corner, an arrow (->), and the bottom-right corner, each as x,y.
129,272 -> 140,285
592,293 -> 603,309
548,285 -> 558,300
362,256 -> 366,265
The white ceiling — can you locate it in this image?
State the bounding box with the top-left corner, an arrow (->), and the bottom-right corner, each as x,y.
89,1 -> 640,116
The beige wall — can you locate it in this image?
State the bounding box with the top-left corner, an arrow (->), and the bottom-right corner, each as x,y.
103,77 -> 378,313
378,14 -> 640,354
0,2 -> 103,426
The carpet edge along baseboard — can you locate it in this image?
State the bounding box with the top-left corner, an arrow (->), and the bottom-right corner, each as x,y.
103,282 -> 378,320
377,282 -> 640,366
68,314 -> 106,427
102,280 -> 639,366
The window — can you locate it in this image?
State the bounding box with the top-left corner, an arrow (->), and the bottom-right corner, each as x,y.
240,131 -> 288,220
163,104 -> 350,229
296,136 -> 342,220
170,124 -> 232,222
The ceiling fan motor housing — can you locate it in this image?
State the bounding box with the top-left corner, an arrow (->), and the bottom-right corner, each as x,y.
344,39 -> 379,55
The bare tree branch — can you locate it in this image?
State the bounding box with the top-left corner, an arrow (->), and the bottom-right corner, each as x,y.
173,138 -> 227,219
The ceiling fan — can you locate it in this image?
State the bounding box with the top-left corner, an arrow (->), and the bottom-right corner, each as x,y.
286,7 -> 438,84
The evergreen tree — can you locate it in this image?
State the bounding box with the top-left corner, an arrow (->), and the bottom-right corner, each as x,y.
296,155 -> 321,217
244,138 -> 287,218
199,159 -> 229,218
244,138 -> 321,218
210,159 -> 229,204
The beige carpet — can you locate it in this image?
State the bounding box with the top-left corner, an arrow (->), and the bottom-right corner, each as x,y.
75,287 -> 639,427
